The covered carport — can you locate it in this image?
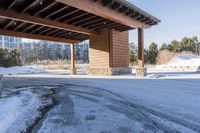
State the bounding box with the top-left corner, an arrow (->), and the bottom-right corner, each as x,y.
0,0 -> 160,76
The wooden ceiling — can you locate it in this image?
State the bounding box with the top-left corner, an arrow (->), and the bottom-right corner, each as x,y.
0,0 -> 160,44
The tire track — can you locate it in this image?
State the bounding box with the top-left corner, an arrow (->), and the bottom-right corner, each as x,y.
64,84 -> 200,133
37,91 -> 74,133
22,78 -> 200,132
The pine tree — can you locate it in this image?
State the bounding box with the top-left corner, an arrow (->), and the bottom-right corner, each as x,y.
148,42 -> 158,64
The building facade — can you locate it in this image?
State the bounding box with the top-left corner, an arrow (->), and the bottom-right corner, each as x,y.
0,35 -> 22,50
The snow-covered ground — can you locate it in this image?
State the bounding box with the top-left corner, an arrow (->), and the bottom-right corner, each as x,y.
0,66 -> 88,75
1,74 -> 200,133
0,86 -> 54,133
0,54 -> 200,132
157,54 -> 200,72
0,66 -> 44,75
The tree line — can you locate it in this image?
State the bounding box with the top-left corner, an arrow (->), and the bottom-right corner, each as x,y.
0,48 -> 22,67
18,41 -> 89,64
130,36 -> 200,65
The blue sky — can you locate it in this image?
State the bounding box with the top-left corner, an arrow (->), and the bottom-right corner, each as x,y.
128,0 -> 200,48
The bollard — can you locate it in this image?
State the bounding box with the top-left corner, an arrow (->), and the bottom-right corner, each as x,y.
0,74 -> 3,89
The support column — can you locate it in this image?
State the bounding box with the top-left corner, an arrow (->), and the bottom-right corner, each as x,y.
136,28 -> 147,77
71,44 -> 76,75
89,28 -> 132,75
0,74 -> 3,89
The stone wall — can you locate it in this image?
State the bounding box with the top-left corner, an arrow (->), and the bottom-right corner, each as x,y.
88,67 -> 132,76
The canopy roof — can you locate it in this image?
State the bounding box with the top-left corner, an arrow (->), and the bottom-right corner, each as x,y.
0,0 -> 160,44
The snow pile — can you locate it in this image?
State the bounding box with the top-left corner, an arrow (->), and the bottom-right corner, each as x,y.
168,54 -> 200,66
0,90 -> 41,133
0,66 -> 44,75
157,54 -> 200,72
0,87 -> 53,133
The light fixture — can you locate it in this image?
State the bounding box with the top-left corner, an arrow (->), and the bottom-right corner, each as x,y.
13,21 -> 17,25
39,0 -> 43,5
69,32 -> 72,35
103,22 -> 107,25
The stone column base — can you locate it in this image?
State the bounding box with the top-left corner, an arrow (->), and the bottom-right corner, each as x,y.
88,67 -> 132,76
71,68 -> 77,75
136,67 -> 147,77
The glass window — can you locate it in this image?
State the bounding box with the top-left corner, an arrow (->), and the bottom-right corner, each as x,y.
10,37 -> 14,42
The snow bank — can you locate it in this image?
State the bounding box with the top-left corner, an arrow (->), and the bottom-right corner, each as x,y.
157,54 -> 200,72
0,86 -> 53,133
0,66 -> 44,75
0,90 -> 41,133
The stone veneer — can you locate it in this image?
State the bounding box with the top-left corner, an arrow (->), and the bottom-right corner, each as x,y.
88,67 -> 132,76
136,67 -> 147,77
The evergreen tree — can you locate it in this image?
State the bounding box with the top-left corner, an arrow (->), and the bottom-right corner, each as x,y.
192,36 -> 200,54
55,44 -> 62,59
0,48 -> 22,67
170,40 -> 180,52
167,44 -> 173,52
63,45 -> 70,61
180,37 -> 194,52
148,42 -> 158,64
129,43 -> 138,65
159,43 -> 168,51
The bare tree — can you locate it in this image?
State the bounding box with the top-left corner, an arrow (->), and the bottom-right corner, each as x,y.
156,50 -> 174,65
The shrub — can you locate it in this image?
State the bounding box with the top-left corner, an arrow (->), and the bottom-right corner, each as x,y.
0,48 -> 22,67
156,50 -> 174,65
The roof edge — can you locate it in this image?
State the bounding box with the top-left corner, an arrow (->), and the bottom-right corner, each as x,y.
114,0 -> 161,23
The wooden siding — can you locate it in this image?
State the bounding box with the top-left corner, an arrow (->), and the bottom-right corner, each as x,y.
111,30 -> 129,67
89,28 -> 129,68
89,28 -> 110,68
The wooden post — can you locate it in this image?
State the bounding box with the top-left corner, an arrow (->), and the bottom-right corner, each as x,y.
138,28 -> 144,68
136,28 -> 147,77
71,44 -> 76,75
0,74 -> 3,89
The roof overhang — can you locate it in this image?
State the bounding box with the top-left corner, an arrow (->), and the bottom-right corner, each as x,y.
0,0 -> 160,43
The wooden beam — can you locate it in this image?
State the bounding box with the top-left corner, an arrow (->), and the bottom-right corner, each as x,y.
22,24 -> 35,32
70,44 -> 77,75
3,20 -> 14,29
45,6 -> 69,18
30,25 -> 44,33
39,27 -> 53,35
56,0 -> 149,29
45,29 -> 61,36
60,32 -> 79,38
54,9 -> 80,21
138,28 -> 144,67
33,2 -> 56,16
0,8 -> 99,35
73,15 -> 97,25
89,22 -> 117,29
19,0 -> 39,13
82,18 -> 104,28
0,29 -> 80,44
64,12 -> 89,23
7,0 -> 17,10
53,30 -> 68,37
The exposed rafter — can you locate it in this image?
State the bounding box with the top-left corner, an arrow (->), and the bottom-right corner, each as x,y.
0,29 -> 80,44
0,8 -> 99,35
56,0 -> 150,28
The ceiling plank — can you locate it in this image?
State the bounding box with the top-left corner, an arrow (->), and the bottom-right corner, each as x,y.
56,0 -> 149,28
0,8 -> 99,35
0,29 -> 80,44
7,0 -> 17,10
